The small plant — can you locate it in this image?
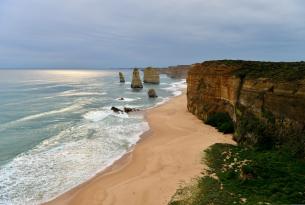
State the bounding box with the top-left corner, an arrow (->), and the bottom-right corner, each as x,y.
206,112 -> 234,134
169,144 -> 305,205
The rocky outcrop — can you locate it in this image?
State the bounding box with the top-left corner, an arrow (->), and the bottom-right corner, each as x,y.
111,106 -> 140,113
119,72 -> 125,83
124,107 -> 140,113
143,67 -> 160,84
111,106 -> 123,113
187,60 -> 305,150
148,89 -> 158,98
131,68 -> 143,89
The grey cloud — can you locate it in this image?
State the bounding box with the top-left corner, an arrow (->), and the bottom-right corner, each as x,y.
0,0 -> 304,68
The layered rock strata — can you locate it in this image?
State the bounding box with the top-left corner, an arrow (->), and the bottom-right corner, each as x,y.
143,67 -> 160,84
131,68 -> 143,89
187,60 -> 305,147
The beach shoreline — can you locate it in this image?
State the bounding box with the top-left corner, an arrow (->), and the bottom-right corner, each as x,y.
44,92 -> 234,205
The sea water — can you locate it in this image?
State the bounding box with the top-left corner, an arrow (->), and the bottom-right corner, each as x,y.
0,69 -> 186,205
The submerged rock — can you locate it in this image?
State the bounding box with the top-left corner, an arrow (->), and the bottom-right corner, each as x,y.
131,68 -> 143,89
148,89 -> 158,98
124,107 -> 140,113
111,106 -> 140,113
143,67 -> 160,84
111,106 -> 123,113
119,72 -> 125,83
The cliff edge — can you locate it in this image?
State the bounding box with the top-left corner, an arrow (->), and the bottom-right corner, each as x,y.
187,60 -> 305,153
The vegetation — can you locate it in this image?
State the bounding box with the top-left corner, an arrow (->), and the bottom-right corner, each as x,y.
206,112 -> 234,134
169,143 -> 305,205
206,60 -> 305,81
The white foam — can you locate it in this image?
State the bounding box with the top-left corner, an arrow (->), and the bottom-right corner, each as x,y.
115,97 -> 139,102
0,99 -> 91,132
162,79 -> 186,97
0,119 -> 149,205
83,110 -> 111,122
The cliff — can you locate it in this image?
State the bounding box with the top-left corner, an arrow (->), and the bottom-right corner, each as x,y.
187,60 -> 305,152
157,65 -> 191,79
143,67 -> 160,84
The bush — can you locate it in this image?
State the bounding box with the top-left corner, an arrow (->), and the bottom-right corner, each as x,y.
169,143 -> 305,205
206,112 -> 234,134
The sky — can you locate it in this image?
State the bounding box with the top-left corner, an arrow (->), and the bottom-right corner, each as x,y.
0,0 -> 304,69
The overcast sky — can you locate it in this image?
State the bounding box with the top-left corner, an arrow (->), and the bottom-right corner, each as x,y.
0,0 -> 304,68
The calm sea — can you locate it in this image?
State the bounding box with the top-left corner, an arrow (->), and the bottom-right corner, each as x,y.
0,69 -> 186,204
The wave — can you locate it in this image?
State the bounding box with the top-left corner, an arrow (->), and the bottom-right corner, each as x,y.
162,79 -> 186,96
83,110 -> 112,122
0,116 -> 149,205
115,97 -> 140,102
58,90 -> 107,97
0,99 -> 90,132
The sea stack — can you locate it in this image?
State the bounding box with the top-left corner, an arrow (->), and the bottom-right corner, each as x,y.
143,67 -> 160,84
131,68 -> 143,89
148,89 -> 158,98
119,72 -> 125,83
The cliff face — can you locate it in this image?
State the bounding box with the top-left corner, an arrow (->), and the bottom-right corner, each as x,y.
157,65 -> 191,79
187,60 -> 305,148
143,67 -> 160,84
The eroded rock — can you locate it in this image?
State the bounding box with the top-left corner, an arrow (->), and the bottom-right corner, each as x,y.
148,89 -> 158,98
144,67 -> 160,84
119,72 -> 125,83
111,107 -> 123,113
131,69 -> 143,89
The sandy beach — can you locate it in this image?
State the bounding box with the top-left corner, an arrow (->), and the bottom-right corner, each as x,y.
45,93 -> 234,205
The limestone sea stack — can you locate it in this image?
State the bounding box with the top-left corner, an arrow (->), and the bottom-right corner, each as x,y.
119,72 -> 125,83
131,68 -> 143,89
148,89 -> 158,98
143,67 -> 160,84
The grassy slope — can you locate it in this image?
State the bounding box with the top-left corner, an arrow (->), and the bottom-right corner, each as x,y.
169,144 -> 305,205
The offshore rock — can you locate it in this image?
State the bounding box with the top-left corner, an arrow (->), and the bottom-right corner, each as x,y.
119,72 -> 125,83
124,107 -> 140,113
148,89 -> 158,98
111,106 -> 123,113
143,67 -> 160,84
131,69 -> 143,89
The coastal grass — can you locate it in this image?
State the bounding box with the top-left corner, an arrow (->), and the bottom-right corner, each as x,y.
214,60 -> 305,81
169,143 -> 305,205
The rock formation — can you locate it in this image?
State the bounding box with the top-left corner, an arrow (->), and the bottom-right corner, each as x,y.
187,60 -> 305,149
111,106 -> 123,113
119,72 -> 125,83
157,65 -> 191,79
124,107 -> 140,113
143,67 -> 160,84
111,106 -> 140,113
148,89 -> 158,98
131,68 -> 143,89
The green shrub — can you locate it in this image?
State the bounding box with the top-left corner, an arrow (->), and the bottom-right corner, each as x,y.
206,112 -> 234,134
169,143 -> 305,205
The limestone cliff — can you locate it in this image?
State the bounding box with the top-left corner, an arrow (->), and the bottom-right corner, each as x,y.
143,67 -> 160,84
187,60 -> 305,149
157,65 -> 191,79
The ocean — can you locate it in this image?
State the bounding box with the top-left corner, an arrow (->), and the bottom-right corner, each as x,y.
0,69 -> 186,205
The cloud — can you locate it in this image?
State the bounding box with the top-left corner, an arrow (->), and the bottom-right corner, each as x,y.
0,0 -> 304,68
